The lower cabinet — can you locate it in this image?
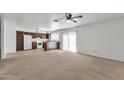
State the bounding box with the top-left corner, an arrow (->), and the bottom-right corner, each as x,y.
32,42 -> 37,49
44,41 -> 60,51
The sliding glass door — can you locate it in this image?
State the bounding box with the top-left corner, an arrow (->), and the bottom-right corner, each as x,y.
68,31 -> 76,52
62,31 -> 76,52
62,32 -> 69,51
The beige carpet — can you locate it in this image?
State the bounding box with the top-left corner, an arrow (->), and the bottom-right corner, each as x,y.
0,49 -> 124,80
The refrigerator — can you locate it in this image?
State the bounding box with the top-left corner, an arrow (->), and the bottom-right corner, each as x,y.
24,35 -> 32,50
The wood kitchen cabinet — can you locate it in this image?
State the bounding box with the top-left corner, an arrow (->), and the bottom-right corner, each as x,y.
16,31 -> 51,51
32,42 -> 37,49
16,32 -> 24,51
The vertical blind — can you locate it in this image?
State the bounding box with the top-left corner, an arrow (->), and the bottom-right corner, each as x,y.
62,31 -> 76,52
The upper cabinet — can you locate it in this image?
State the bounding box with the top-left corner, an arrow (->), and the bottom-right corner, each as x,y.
46,34 -> 51,39
32,33 -> 42,39
32,33 -> 50,39
42,34 -> 46,39
17,31 -> 51,39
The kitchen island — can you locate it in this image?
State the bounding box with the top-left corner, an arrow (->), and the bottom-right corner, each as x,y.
44,41 -> 60,51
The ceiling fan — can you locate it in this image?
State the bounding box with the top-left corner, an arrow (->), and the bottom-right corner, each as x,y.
53,13 -> 83,23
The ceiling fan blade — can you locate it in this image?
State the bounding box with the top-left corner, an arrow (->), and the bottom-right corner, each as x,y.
71,15 -> 83,19
71,19 -> 77,23
57,17 -> 64,20
53,19 -> 59,22
53,17 -> 65,22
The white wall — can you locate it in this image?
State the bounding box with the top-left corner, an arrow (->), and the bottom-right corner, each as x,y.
0,14 -> 17,59
0,15 -> 6,59
77,18 -> 124,61
4,14 -> 16,54
0,15 -> 1,56
56,17 -> 124,62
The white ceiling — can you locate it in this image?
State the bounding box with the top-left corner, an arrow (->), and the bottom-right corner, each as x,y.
3,13 -> 124,32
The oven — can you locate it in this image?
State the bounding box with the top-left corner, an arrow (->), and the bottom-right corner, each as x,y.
37,41 -> 43,48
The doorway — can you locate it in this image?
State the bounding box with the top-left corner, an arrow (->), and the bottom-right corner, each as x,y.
62,31 -> 76,52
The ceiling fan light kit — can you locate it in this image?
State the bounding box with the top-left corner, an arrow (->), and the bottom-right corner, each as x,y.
53,13 -> 83,23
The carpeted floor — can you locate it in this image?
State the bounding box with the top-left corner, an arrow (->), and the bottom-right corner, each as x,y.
0,49 -> 124,80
